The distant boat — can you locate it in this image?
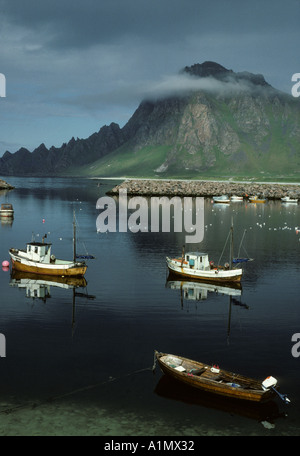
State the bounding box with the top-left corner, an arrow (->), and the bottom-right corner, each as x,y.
154,351 -> 290,404
166,222 -> 243,283
9,214 -> 87,277
213,195 -> 230,203
230,195 -> 243,201
281,196 -> 298,203
0,203 -> 14,218
249,196 -> 266,203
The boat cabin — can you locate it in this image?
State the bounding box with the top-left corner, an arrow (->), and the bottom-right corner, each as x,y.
26,241 -> 53,264
184,252 -> 210,270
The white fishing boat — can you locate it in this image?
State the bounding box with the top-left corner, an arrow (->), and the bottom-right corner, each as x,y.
0,203 -> 14,218
281,196 -> 298,203
166,223 -> 243,283
230,195 -> 243,201
9,213 -> 89,277
212,195 -> 230,203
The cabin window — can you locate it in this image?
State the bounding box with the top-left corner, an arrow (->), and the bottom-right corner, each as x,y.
200,257 -> 202,262
35,247 -> 38,253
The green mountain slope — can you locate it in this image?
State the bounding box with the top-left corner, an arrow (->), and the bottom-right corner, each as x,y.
72,86 -> 300,180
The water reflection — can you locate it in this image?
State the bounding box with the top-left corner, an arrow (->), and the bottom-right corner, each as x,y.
165,275 -> 249,342
165,275 -> 243,301
0,177 -> 299,435
9,271 -> 94,335
154,375 -> 286,429
9,270 -> 88,301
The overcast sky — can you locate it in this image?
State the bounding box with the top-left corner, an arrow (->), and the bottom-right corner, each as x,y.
0,0 -> 299,156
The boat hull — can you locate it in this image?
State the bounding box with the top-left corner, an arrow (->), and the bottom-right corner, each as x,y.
155,351 -> 275,403
166,257 -> 242,283
0,204 -> 14,217
9,252 -> 87,277
10,270 -> 88,288
0,211 -> 14,217
249,198 -> 266,203
281,198 -> 298,203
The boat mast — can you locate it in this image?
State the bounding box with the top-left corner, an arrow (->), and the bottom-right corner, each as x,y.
230,217 -> 234,269
181,244 -> 185,266
73,210 -> 76,262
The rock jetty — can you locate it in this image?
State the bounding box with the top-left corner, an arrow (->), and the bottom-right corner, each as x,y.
0,179 -> 14,190
107,179 -> 300,200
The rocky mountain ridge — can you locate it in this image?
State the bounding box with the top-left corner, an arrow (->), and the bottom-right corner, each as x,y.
0,61 -> 299,179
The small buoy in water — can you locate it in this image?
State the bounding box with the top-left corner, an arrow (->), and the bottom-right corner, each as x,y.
2,260 -> 9,271
42,219 -> 45,223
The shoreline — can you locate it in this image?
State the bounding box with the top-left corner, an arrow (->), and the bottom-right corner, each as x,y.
106,178 -> 300,200
0,178 -> 14,190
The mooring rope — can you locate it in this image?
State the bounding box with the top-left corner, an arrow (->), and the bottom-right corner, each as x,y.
0,366 -> 153,416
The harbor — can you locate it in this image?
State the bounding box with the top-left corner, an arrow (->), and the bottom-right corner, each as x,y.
0,176 -> 299,436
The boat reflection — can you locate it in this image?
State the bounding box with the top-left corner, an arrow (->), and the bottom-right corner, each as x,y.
9,271 -> 94,334
0,214 -> 14,227
166,274 -> 243,302
154,374 -> 286,428
10,270 -> 88,301
166,274 -> 248,341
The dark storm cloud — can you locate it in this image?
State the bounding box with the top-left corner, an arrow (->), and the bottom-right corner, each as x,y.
2,0 -> 299,51
0,0 -> 299,154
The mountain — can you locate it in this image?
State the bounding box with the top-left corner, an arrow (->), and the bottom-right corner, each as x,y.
0,122 -> 125,176
1,61 -> 300,180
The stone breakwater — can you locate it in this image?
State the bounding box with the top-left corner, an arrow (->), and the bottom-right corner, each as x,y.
0,179 -> 14,190
107,179 -> 300,200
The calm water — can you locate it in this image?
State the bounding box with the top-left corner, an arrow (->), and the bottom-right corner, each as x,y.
0,176 -> 299,436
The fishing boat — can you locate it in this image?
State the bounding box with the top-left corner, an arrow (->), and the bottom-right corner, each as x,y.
166,223 -> 243,283
249,196 -> 266,203
281,196 -> 298,203
212,195 -> 230,203
230,195 -> 243,201
154,351 -> 290,404
9,213 -> 88,277
0,203 -> 14,218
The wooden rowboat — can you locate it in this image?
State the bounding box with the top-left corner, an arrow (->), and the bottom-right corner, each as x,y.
154,351 -> 289,403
